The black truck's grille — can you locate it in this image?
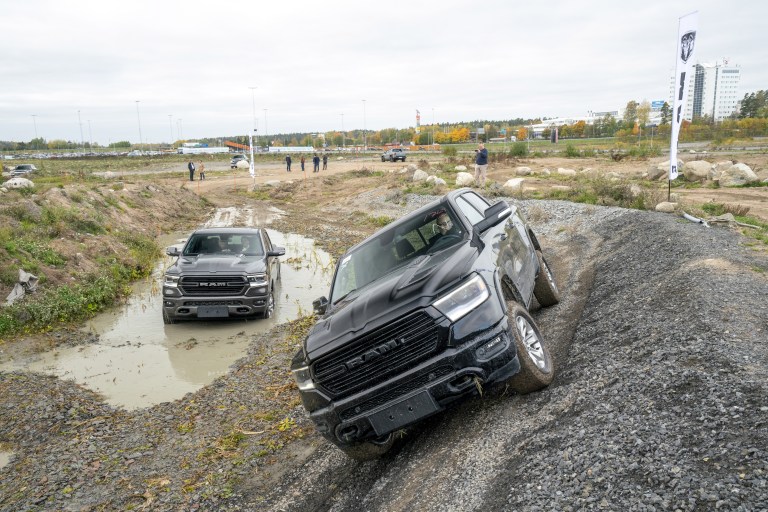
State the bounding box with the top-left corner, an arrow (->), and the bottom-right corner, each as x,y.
313,312 -> 441,396
179,275 -> 247,296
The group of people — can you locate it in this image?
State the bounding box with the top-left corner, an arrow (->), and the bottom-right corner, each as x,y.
285,153 -> 328,173
187,160 -> 205,181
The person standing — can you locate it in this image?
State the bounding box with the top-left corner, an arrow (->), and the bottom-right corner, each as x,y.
187,160 -> 196,181
285,154 -> 292,172
300,155 -> 305,172
322,153 -> 328,170
474,142 -> 488,187
312,153 -> 320,173
198,160 -> 205,180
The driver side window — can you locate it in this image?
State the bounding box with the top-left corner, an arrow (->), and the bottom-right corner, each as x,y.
456,196 -> 484,225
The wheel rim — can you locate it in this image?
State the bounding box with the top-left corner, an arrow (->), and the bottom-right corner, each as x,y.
542,257 -> 558,293
266,290 -> 275,317
515,315 -> 547,371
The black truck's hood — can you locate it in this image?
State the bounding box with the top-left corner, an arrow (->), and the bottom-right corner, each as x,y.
305,241 -> 477,360
172,255 -> 266,274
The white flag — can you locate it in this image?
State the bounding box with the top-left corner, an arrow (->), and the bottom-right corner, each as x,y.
669,11 -> 699,180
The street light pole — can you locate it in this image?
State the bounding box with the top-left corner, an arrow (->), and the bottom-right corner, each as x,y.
362,99 -> 367,150
135,101 -> 143,152
77,110 -> 85,154
263,109 -> 268,149
432,107 -> 435,147
168,115 -> 174,149
88,120 -> 93,151
31,114 -> 38,151
340,113 -> 345,148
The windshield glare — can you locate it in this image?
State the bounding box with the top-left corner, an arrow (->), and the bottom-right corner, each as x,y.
330,204 -> 464,303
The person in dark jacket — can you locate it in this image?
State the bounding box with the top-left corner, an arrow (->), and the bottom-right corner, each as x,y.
322,153 -> 328,170
285,155 -> 292,172
474,142 -> 488,187
300,155 -> 306,172
188,160 -> 195,181
312,154 -> 320,172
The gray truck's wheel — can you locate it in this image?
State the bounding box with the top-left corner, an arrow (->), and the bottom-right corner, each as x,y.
506,302 -> 553,394
533,250 -> 560,307
338,433 -> 395,461
263,288 -> 275,319
162,309 -> 175,325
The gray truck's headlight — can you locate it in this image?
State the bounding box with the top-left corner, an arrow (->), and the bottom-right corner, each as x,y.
247,273 -> 268,285
433,274 -> 490,322
292,366 -> 315,391
164,275 -> 179,286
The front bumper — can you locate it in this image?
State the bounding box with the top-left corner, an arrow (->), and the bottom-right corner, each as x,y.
162,293 -> 269,320
304,312 -> 519,446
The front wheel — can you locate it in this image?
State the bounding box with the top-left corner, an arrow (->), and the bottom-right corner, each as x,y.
381,157 -> 386,162
401,157 -> 406,162
162,309 -> 175,325
506,302 -> 553,394
533,250 -> 560,307
338,433 -> 395,461
262,287 -> 275,319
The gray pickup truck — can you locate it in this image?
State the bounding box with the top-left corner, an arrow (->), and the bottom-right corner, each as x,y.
291,189 -> 560,459
161,227 -> 284,324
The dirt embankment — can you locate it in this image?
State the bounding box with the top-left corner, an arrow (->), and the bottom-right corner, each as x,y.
0,158 -> 767,511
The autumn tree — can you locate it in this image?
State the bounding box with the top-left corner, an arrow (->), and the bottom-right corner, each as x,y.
517,127 -> 528,141
623,100 -> 639,128
637,100 -> 651,136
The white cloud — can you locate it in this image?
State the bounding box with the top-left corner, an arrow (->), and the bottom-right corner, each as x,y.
1,0 -> 766,144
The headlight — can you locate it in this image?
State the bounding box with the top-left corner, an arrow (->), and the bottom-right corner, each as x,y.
247,273 -> 268,285
292,366 -> 315,391
433,274 -> 490,322
164,275 -> 179,286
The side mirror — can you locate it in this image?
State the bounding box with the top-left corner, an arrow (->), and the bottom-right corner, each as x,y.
313,296 -> 329,315
475,201 -> 512,234
166,246 -> 181,257
267,247 -> 286,257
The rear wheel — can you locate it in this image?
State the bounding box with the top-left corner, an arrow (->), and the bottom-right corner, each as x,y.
533,250 -> 560,307
338,433 -> 395,461
506,302 -> 553,394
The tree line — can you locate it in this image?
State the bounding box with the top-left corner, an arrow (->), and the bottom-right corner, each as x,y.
3,91 -> 767,152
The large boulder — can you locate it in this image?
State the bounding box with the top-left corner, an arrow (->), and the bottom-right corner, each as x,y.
2,177 -> 34,189
719,163 -> 758,186
455,172 -> 475,187
682,160 -> 713,182
503,178 -> 525,191
236,160 -> 250,169
433,177 -> 447,187
515,166 -> 532,176
651,159 -> 684,180
556,168 -> 577,176
454,165 -> 468,172
413,169 -> 429,182
655,201 -> 678,213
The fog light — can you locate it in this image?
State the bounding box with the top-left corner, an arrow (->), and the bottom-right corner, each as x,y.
476,336 -> 505,360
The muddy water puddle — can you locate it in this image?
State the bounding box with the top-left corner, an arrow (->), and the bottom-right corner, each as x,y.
1,222 -> 333,410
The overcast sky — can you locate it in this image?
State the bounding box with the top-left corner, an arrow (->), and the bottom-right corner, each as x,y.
2,0 -> 766,146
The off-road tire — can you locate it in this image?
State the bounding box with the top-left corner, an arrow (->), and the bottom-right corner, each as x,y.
263,288 -> 275,319
533,250 -> 560,307
506,301 -> 554,394
162,309 -> 175,325
338,433 -> 395,461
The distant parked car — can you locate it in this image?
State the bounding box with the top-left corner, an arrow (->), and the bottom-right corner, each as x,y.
10,164 -> 38,177
380,148 -> 407,162
230,154 -> 248,168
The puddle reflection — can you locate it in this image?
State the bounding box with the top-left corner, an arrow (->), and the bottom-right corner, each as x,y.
0,229 -> 332,410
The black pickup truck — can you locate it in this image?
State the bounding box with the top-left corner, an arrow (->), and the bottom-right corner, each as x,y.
291,189 -> 560,459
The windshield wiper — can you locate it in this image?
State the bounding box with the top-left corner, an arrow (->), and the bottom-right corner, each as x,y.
332,288 -> 357,305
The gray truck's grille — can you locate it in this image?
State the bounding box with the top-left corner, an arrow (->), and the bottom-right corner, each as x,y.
313,312 -> 440,397
179,275 -> 247,296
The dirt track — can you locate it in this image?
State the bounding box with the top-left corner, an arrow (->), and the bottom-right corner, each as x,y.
1,155 -> 767,511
